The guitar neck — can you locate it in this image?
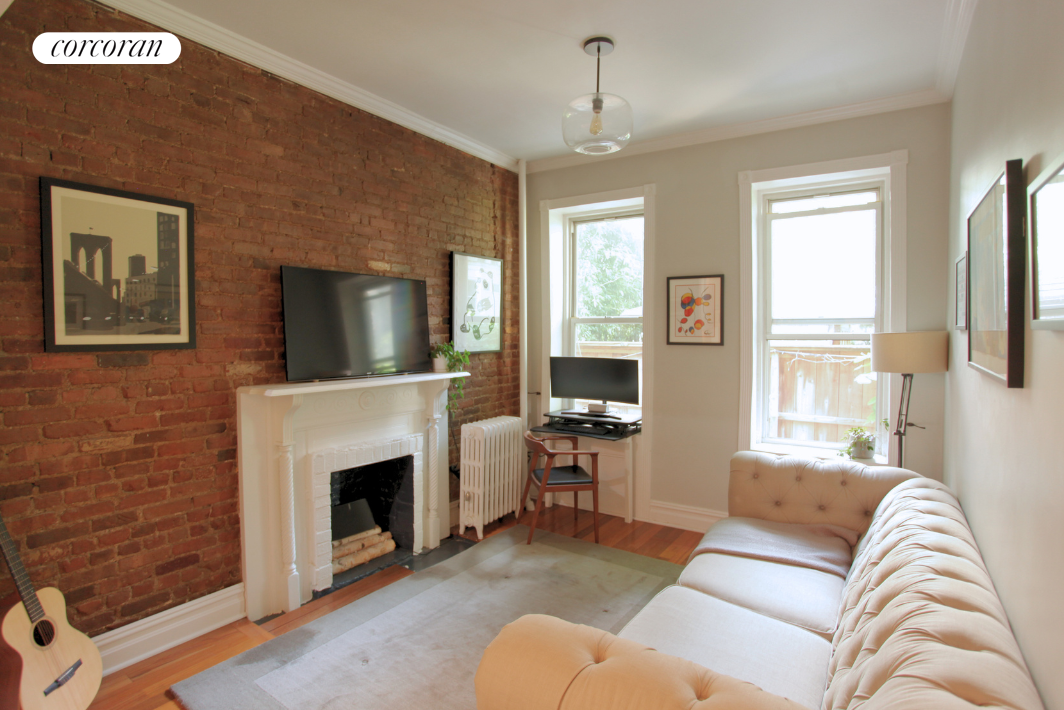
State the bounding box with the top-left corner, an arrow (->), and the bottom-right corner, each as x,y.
0,513 -> 44,622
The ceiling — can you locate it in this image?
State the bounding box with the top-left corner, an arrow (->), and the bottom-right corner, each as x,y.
100,0 -> 976,171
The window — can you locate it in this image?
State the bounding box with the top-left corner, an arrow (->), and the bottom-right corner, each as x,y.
567,213 -> 644,408
570,214 -> 644,356
758,185 -> 883,452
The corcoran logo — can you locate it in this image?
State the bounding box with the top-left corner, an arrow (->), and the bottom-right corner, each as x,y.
32,32 -> 181,64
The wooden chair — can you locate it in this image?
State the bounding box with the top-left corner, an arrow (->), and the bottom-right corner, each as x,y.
521,431 -> 600,545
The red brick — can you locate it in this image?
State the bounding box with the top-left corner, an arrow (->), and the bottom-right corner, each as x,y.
0,0 -> 519,638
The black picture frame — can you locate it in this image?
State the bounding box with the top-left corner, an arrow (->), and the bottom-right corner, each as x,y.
451,251 -> 502,353
667,274 -> 723,345
40,177 -> 196,352
1028,151 -> 1064,330
966,159 -> 1025,387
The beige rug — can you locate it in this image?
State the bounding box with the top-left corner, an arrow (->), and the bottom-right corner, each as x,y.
172,526 -> 682,710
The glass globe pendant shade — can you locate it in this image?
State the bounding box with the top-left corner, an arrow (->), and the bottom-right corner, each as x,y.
563,92 -> 633,155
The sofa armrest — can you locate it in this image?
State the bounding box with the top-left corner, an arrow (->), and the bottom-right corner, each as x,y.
475,615 -> 811,710
728,451 -> 920,536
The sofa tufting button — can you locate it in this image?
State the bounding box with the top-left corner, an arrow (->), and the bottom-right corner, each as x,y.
864,510 -> 871,516
818,505 -> 825,511
841,480 -> 847,486
795,476 -> 802,482
774,501 -> 782,507
752,473 -> 759,479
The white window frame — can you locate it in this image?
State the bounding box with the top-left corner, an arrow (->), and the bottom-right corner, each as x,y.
738,151 -> 908,464
758,182 -> 885,453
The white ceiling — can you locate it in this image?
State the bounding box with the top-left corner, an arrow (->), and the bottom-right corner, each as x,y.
100,0 -> 976,171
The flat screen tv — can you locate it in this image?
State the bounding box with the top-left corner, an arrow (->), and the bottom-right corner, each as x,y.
280,265 -> 431,382
549,357 -> 640,406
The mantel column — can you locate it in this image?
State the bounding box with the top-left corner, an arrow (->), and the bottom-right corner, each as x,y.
275,394 -> 303,613
420,380 -> 450,550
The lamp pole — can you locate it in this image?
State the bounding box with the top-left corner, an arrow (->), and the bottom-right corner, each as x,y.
892,373 -> 925,469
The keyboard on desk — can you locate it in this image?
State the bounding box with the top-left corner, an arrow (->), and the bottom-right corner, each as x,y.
546,422 -> 613,437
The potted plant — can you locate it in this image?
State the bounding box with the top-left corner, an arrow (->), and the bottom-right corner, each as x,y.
429,342 -> 470,412
840,427 -> 875,460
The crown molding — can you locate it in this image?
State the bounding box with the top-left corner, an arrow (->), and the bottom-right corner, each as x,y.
936,0 -> 979,97
96,0 -> 519,172
526,88 -> 948,174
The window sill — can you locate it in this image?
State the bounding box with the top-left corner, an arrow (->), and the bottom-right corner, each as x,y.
750,442 -> 888,466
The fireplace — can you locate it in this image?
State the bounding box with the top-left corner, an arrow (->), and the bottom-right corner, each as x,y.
236,372 -> 463,621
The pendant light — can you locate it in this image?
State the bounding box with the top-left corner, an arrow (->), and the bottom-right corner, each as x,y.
562,36 -> 633,155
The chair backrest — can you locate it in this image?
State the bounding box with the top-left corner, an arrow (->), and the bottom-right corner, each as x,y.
523,431 -> 552,457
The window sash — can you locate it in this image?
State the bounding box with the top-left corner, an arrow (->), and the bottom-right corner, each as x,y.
756,185 -> 884,452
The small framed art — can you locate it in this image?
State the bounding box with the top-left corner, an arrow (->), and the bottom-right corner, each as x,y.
667,274 -> 723,345
955,252 -> 967,330
451,251 -> 502,353
40,178 -> 196,352
1029,151 -> 1064,330
966,159 -> 1025,387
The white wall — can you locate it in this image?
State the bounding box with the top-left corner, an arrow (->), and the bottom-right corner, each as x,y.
527,103 -> 951,520
946,3 -> 1064,708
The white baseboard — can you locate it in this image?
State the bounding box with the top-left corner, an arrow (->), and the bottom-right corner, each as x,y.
92,583 -> 246,675
648,501 -> 726,533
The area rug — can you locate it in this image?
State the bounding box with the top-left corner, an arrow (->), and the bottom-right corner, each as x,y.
172,526 -> 682,710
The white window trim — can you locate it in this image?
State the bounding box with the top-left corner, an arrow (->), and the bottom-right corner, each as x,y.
738,151 -> 908,465
539,185 -> 656,520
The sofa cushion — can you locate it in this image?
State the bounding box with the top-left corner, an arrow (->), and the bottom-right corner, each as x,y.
688,517 -> 855,578
679,553 -> 845,639
620,585 -> 832,710
729,451 -> 920,537
825,478 -> 1045,710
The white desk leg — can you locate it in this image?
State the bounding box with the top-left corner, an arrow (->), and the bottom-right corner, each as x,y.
625,436 -> 634,523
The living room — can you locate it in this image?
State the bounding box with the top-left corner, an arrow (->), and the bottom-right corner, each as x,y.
0,0 -> 1061,709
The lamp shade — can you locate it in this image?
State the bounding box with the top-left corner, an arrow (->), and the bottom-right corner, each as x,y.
562,92 -> 633,155
871,331 -> 948,374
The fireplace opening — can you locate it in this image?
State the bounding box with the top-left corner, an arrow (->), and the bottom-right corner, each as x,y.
324,455 -> 416,594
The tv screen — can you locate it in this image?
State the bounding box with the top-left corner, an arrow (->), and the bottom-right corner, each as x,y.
281,266 -> 431,382
550,357 -> 640,405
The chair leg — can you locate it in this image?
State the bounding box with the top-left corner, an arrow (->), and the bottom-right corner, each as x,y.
592,485 -> 600,544
527,482 -> 546,545
520,472 -> 534,516
574,491 -> 578,523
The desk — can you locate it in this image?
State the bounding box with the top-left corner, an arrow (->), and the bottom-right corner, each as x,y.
531,410 -> 642,522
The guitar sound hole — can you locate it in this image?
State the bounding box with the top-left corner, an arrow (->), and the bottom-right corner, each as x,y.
32,619 -> 56,647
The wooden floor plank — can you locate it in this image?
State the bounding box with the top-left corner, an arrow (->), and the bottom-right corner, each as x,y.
86,509 -> 699,710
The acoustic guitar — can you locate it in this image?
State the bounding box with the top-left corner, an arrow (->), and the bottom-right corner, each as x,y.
0,513 -> 101,710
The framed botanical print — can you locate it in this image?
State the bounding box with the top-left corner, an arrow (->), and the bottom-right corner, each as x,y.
451,251 -> 502,353
40,178 -> 195,352
1029,151 -> 1064,330
966,160 -> 1025,387
667,275 -> 723,345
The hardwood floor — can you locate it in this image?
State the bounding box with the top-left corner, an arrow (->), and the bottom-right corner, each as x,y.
88,507 -> 701,710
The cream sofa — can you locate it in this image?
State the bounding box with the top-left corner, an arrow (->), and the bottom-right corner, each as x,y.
476,451 -> 1045,710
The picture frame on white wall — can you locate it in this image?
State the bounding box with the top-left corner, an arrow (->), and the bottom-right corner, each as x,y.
1028,151 -> 1064,330
966,159 -> 1025,388
955,253 -> 967,330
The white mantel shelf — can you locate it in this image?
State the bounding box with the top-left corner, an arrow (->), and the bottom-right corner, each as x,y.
247,371 -> 469,397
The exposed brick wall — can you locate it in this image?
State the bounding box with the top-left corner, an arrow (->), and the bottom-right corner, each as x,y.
0,0 -> 519,636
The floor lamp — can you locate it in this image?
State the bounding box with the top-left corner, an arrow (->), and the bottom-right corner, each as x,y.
871,331 -> 948,469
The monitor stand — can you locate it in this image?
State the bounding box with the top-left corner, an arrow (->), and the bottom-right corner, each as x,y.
587,400 -> 610,414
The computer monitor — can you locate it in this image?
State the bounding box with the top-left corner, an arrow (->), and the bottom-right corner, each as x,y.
549,357 -> 639,412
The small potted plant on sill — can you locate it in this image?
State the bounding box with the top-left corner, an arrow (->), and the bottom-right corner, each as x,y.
840,426 -> 875,460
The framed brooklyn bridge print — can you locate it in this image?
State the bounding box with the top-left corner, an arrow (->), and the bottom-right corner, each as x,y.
40,178 -> 196,352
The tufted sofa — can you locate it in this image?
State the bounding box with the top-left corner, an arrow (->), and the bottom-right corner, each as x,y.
475,451 -> 1045,710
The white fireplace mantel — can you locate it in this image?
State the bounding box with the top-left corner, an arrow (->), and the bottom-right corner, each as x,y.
236,372 -> 468,621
